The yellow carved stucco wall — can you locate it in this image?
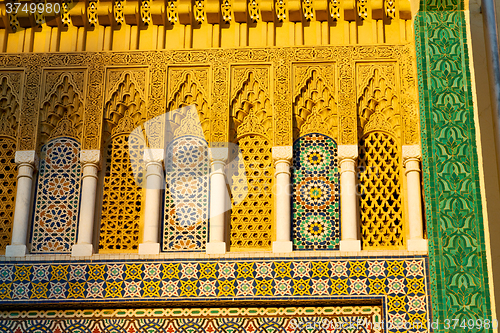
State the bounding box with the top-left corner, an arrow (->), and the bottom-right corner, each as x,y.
0,0 -> 422,252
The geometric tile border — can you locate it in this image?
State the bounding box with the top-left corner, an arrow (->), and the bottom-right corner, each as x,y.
0,306 -> 384,333
0,256 -> 430,332
415,2 -> 494,331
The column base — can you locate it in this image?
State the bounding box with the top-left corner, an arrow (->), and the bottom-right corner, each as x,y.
272,241 -> 293,253
71,244 -> 93,257
340,240 -> 361,251
407,239 -> 428,252
5,244 -> 27,257
206,242 -> 226,254
138,242 -> 160,255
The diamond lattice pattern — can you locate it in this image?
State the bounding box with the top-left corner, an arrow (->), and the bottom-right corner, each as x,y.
99,134 -> 144,253
358,131 -> 404,249
230,135 -> 273,251
0,138 -> 16,252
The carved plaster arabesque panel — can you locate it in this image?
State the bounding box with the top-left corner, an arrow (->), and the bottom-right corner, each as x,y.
38,69 -> 87,148
292,63 -> 339,141
3,46 -> 419,157
103,67 -> 148,137
0,71 -> 23,141
166,66 -> 211,142
230,65 -> 273,142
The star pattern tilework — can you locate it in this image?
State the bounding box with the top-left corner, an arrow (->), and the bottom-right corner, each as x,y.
0,257 -> 430,332
0,305 -> 384,333
31,137 -> 81,254
292,133 -> 340,250
163,135 -> 209,251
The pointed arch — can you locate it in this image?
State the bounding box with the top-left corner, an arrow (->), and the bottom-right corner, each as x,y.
0,76 -> 19,139
166,72 -> 209,140
39,74 -> 84,146
292,133 -> 340,250
357,68 -> 400,139
293,70 -> 338,140
230,70 -> 272,142
104,73 -> 146,138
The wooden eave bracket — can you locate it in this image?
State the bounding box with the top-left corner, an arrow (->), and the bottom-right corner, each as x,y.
260,0 -> 274,21
97,0 -> 114,25
205,0 -> 220,23
233,0 -> 247,23
17,10 -> 34,28
372,0 -> 383,19
69,2 -> 86,26
0,4 -> 9,29
314,0 -> 328,21
178,0 -> 192,24
123,2 -> 140,24
399,0 -> 412,19
288,0 -> 302,21
344,0 -> 355,21
45,15 -> 62,27
150,1 -> 166,25
44,0 -> 61,27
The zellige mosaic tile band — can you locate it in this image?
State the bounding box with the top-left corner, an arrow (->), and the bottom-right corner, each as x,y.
415,9 -> 493,332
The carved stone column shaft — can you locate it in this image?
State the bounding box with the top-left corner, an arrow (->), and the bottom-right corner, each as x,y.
6,151 -> 38,257
206,148 -> 228,255
139,149 -> 164,255
338,145 -> 361,252
72,150 -> 101,257
272,146 -> 293,253
403,145 -> 427,251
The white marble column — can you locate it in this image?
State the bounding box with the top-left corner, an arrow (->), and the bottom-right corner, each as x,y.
6,151 -> 38,257
338,145 -> 361,251
139,148 -> 164,254
72,150 -> 101,257
403,145 -> 428,251
272,146 -> 293,253
206,147 -> 228,254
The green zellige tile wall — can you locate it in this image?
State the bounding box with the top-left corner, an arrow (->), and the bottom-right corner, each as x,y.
415,0 -> 493,331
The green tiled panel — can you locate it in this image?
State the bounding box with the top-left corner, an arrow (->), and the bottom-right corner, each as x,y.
419,0 -> 463,12
415,10 -> 493,332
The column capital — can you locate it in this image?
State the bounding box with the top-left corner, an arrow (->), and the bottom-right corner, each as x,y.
209,147 -> 228,162
402,145 -> 421,163
143,148 -> 165,164
80,150 -> 101,166
272,146 -> 293,163
15,150 -> 38,166
338,145 -> 358,161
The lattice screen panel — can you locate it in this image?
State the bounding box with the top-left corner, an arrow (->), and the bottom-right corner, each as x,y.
0,138 -> 16,252
292,133 -> 340,250
99,134 -> 144,253
31,137 -> 81,253
230,135 -> 273,251
358,132 -> 404,249
163,135 -> 209,252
